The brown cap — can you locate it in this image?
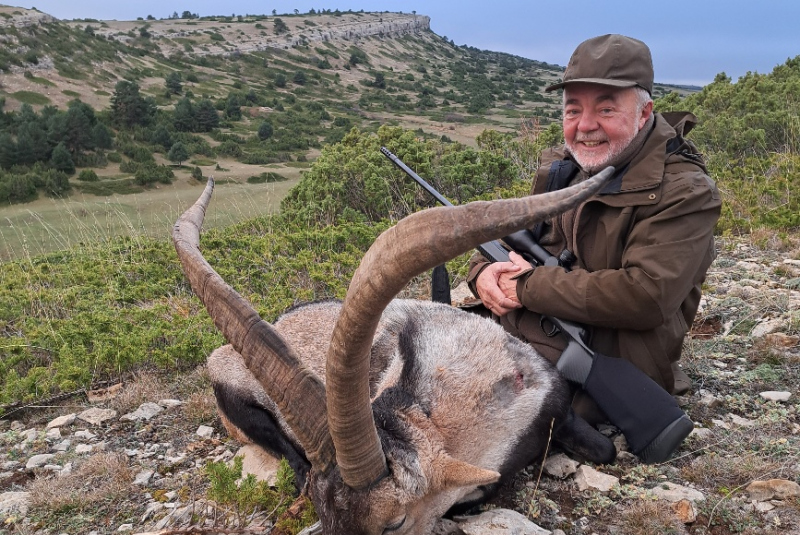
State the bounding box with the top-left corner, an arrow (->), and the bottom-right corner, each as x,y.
545,34 -> 653,95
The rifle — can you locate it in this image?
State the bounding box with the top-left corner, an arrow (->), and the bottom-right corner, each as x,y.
382,146 -> 694,464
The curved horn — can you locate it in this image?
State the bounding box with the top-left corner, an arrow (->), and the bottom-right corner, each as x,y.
328,166 -> 615,489
172,178 -> 336,473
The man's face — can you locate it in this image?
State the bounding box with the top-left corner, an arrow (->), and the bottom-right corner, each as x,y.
562,83 -> 652,172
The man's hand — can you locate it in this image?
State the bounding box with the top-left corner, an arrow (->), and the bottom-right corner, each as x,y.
475,252 -> 534,316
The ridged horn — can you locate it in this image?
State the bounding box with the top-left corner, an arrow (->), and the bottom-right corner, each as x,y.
172,178 -> 336,473
328,166 -> 615,489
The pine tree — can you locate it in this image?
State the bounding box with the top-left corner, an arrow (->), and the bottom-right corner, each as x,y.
165,71 -> 183,95
0,132 -> 16,169
111,80 -> 155,128
167,142 -> 189,166
50,142 -> 75,175
173,97 -> 196,132
257,121 -> 274,140
195,99 -> 220,132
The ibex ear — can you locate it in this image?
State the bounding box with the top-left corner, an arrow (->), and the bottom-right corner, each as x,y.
434,456 -> 500,490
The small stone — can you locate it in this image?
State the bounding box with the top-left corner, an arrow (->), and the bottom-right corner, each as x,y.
543,453 -> 578,479
117,524 -> 133,531
755,501 -> 776,512
764,333 -> 799,348
196,425 -> 214,439
574,465 -> 619,492
690,427 -> 713,440
746,479 -> 800,501
649,482 -> 705,503
78,407 -> 118,426
711,419 -> 730,430
698,393 -> 723,408
134,470 -> 154,486
10,421 -> 24,431
75,444 -> 94,454
456,508 -> 550,534
53,439 -> 71,452
46,413 -> 76,429
19,429 -> 38,442
751,319 -> 783,338
616,451 -> 637,463
120,402 -> 163,422
141,502 -> 164,522
671,499 -> 697,523
26,453 -> 55,469
45,428 -> 62,441
74,429 -> 97,440
729,414 -> 757,427
158,399 -> 183,408
0,491 -> 30,516
760,391 -> 791,402
236,445 -> 282,485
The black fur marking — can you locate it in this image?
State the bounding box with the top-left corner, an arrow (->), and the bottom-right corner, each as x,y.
213,383 -> 310,488
396,318 -> 432,415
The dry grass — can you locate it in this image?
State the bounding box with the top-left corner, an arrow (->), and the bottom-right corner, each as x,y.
27,452 -> 133,513
183,391 -> 220,426
108,370 -> 172,414
613,501 -> 686,535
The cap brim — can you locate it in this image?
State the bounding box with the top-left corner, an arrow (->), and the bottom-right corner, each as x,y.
544,78 -> 639,92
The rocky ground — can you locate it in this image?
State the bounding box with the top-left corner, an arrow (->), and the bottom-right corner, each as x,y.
1,235 -> 799,535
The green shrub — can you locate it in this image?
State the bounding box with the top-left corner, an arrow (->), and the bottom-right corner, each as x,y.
78,169 -> 99,182
246,172 -> 286,184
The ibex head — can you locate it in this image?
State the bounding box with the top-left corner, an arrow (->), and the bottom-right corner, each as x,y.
173,168 -> 612,534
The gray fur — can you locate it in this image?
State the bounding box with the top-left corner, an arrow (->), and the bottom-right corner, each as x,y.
209,298 -> 576,534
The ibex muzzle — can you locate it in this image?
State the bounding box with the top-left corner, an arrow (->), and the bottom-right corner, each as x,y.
173,169 -> 614,534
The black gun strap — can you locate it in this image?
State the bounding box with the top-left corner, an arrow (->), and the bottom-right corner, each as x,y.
530,159 -> 579,242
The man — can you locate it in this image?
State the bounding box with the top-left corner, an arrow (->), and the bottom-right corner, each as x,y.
469,34 -> 721,425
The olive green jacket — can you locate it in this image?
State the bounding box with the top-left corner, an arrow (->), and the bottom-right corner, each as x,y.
468,112 -> 721,394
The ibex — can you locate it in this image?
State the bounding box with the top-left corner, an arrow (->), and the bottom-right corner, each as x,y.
173,171 -> 615,535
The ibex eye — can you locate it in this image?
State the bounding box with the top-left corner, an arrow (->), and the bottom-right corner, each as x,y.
383,515 -> 406,533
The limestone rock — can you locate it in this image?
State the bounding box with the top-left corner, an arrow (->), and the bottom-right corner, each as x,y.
47,413 -> 76,429
746,479 -> 800,502
196,425 -> 214,439
543,453 -> 579,479
574,465 -> 618,492
235,444 -> 282,485
120,402 -> 164,422
26,453 -> 55,469
649,482 -> 705,503
78,407 -> 118,425
759,391 -> 791,402
0,491 -> 30,516
456,509 -> 551,535
671,499 -> 697,523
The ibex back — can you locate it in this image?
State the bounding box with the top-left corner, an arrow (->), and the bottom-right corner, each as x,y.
173,172 -> 615,534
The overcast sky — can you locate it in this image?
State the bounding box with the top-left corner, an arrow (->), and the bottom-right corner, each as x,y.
18,1 -> 800,87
